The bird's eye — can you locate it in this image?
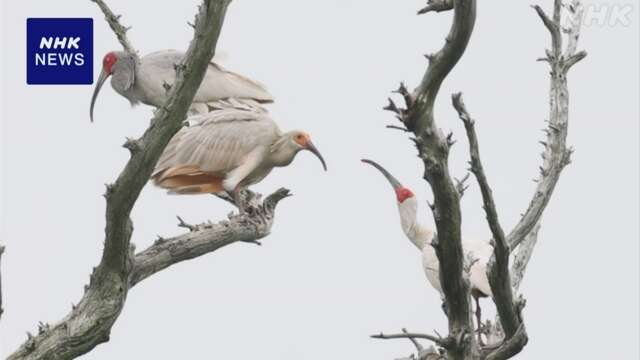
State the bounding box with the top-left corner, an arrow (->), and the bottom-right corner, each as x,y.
294,133 -> 308,146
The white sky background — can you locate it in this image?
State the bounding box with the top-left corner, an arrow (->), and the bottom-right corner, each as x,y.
1,0 -> 639,359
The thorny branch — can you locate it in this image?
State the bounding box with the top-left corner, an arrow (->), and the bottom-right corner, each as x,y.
91,0 -> 139,61
378,1 -> 585,359
380,1 -> 478,358
507,0 -> 585,250
372,330 -> 450,349
411,1 -> 478,357
453,93 -> 521,339
510,225 -> 540,291
130,189 -> 290,287
418,0 -> 454,15
483,324 -> 528,360
483,1 -> 585,358
454,173 -> 470,198
373,329 -> 444,360
8,1 -> 234,359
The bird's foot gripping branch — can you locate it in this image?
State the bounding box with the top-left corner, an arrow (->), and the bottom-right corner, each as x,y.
130,188 -> 291,287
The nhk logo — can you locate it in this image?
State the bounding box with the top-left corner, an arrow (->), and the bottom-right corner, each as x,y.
27,18 -> 93,85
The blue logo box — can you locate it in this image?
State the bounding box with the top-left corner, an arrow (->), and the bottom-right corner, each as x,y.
26,18 -> 93,85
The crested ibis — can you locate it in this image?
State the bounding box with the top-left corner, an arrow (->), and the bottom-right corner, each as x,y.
152,102 -> 327,210
362,159 -> 493,337
90,49 -> 274,122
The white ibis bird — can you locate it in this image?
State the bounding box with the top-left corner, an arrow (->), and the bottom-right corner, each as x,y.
152,103 -> 327,209
90,49 -> 274,122
362,159 -> 493,334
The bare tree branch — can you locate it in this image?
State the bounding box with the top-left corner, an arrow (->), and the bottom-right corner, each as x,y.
563,0 -> 584,57
130,189 -> 290,287
418,0 -> 454,15
381,2 -> 584,359
452,93 -> 521,340
91,0 -> 139,60
8,1 -> 232,358
485,2 -> 586,356
483,323 -> 528,360
564,50 -> 587,70
374,329 -> 445,360
454,173 -> 470,198
372,329 -> 452,349
378,0 -> 480,355
510,224 -> 540,291
507,0 -> 586,250
531,5 -> 562,56
395,1 -> 478,356
403,328 -> 426,353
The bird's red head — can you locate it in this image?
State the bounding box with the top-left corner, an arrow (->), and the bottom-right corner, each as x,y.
395,187 -> 414,203
292,131 -> 327,171
102,52 -> 118,74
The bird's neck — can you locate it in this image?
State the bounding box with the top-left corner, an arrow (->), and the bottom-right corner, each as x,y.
398,198 -> 434,250
111,55 -> 138,104
269,138 -> 299,167
111,74 -> 140,107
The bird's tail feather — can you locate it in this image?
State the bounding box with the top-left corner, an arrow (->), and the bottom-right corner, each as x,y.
167,183 -> 223,195
152,166 -> 224,195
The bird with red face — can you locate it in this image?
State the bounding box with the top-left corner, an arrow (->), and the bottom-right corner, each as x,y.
362,159 -> 493,338
90,50 -> 273,122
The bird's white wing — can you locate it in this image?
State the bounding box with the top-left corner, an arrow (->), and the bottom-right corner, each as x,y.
190,98 -> 269,115
417,229 -> 494,297
422,246 -> 443,295
153,107 -> 281,178
196,62 -> 274,104
143,49 -> 227,66
463,237 -> 494,297
142,50 -> 274,104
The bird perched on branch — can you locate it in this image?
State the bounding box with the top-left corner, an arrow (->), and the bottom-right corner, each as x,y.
90,49 -> 273,122
152,101 -> 327,210
362,159 -> 493,335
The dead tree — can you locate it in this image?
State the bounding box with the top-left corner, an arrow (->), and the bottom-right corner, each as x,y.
5,1 -> 291,359
372,0 -> 586,359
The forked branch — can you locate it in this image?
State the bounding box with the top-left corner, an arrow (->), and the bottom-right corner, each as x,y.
379,1 -> 479,357
483,1 -> 586,357
130,189 -> 290,287
510,224 -> 540,291
453,93 -> 521,339
483,324 -> 528,360
408,1 -> 478,353
8,1 -> 232,358
507,0 -> 586,250
418,0 -> 454,15
379,1 -> 585,359
372,329 -> 451,349
91,0 -> 139,60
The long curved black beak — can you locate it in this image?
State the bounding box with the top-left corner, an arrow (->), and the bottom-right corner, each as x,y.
90,69 -> 110,122
361,159 -> 402,189
306,141 -> 327,171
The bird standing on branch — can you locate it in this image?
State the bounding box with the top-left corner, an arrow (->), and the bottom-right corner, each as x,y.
362,159 -> 493,336
90,50 -> 273,122
152,103 -> 327,210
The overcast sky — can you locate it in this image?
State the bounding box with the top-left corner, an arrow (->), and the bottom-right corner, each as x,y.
1,0 -> 638,359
